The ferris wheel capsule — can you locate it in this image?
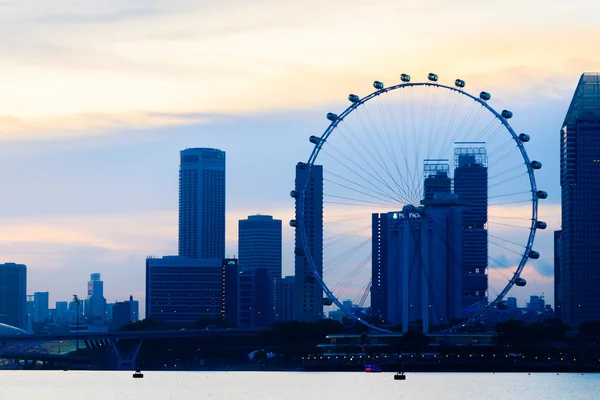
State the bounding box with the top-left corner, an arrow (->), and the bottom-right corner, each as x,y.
373,81 -> 385,90
290,190 -> 299,198
400,73 -> 411,82
519,133 -> 530,142
528,250 -> 540,259
289,219 -> 297,228
535,221 -> 547,229
530,160 -> 542,170
536,190 -> 548,199
326,113 -> 339,122
348,94 -> 361,103
515,278 -> 527,287
296,162 -> 307,170
310,135 -> 323,145
480,91 -> 491,101
501,110 -> 513,119
455,79 -> 466,88
427,73 -> 438,82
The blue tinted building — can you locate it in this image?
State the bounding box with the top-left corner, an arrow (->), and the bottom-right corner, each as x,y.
0,263 -> 27,330
275,276 -> 295,322
558,72 -> 600,325
222,258 -> 239,327
178,148 -> 226,260
145,256 -> 223,326
238,268 -> 272,328
453,144 -> 488,308
294,164 -> 324,322
238,215 -> 282,279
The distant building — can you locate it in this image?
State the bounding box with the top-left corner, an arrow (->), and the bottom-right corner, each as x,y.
0,263 -> 27,329
506,297 -> 517,311
294,163 -> 324,323
554,230 -> 562,319
85,273 -> 106,325
222,258 -> 239,327
112,296 -> 139,330
146,256 -> 222,326
527,295 -> 546,313
33,292 -> 49,323
275,276 -> 295,322
238,268 -> 272,328
558,73 -> 600,325
178,148 -> 226,261
239,215 -> 282,279
55,301 -> 68,319
454,144 -> 488,308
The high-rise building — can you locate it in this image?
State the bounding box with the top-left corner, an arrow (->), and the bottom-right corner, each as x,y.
238,215 -> 282,279
33,292 -> 49,323
222,258 -> 239,327
0,263 -> 27,329
294,163 -> 324,323
453,144 -> 488,308
371,201 -> 463,332
423,159 -> 451,200
146,256 -> 223,326
275,276 -> 295,322
558,72 -> 600,325
178,148 -> 226,260
85,273 -> 106,324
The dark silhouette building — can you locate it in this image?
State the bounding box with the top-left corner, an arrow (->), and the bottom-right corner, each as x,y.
238,268 -> 272,328
294,164 -> 324,323
0,263 -> 27,330
557,72 -> 600,325
453,144 -> 488,308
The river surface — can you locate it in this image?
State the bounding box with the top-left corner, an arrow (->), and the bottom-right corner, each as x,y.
1,371 -> 599,400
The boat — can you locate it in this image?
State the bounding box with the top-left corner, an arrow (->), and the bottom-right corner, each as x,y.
133,369 -> 144,378
394,371 -> 406,380
364,364 -> 382,373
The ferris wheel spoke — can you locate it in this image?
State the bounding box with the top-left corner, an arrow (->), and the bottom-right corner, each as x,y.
488,191 -> 531,199
489,239 -> 525,258
488,221 -> 531,230
488,172 -> 528,189
488,163 -> 526,181
334,123 -> 412,203
354,107 -> 411,201
324,193 -> 397,208
324,173 -> 403,204
428,88 -> 455,159
321,146 -> 407,203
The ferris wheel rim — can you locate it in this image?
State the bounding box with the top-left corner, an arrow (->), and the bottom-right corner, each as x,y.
296,79 -> 540,333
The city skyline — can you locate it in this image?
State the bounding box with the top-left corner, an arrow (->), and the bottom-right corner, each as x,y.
2,1 -> 598,316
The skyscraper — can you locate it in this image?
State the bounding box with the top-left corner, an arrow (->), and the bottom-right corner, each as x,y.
294,163 -> 324,323
178,148 -> 226,260
33,292 -> 49,323
0,263 -> 27,329
423,159 -> 451,200
85,273 -> 106,324
558,72 -> 600,325
453,144 -> 488,308
275,276 -> 295,322
222,258 -> 239,327
238,215 -> 282,279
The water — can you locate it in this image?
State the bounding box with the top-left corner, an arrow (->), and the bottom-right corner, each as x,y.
1,371 -> 599,400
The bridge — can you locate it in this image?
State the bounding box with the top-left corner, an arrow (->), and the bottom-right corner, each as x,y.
0,328 -> 263,370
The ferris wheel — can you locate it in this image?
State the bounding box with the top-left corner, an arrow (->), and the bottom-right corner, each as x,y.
291,73 -> 547,332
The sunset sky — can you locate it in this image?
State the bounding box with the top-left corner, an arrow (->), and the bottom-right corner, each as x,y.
1,0 -> 599,314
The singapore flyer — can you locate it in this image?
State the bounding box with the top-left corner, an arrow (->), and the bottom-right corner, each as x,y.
292,73 -> 546,333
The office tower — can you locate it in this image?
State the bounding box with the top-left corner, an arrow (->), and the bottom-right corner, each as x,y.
294,163 -> 324,323
238,215 -> 282,278
453,143 -> 488,308
33,292 -> 49,323
372,201 -> 463,332
275,276 -> 295,322
146,256 -> 223,325
423,159 -> 452,200
178,148 -> 226,260
558,72 -> 600,325
55,301 -> 69,319
238,268 -> 272,328
0,263 -> 27,329
85,273 -> 107,324
222,258 -> 239,327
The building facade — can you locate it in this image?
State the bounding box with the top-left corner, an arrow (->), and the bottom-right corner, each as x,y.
222,258 -> 239,327
275,276 -> 295,322
178,148 -> 226,260
85,273 -> 107,325
111,295 -> 139,330
0,263 -> 27,330
33,292 -> 49,323
558,72 -> 600,325
146,256 -> 223,326
238,268 -> 272,328
238,215 -> 282,279
453,144 -> 488,308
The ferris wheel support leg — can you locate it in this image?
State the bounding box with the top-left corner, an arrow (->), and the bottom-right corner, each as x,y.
402,219 -> 410,334
421,220 -> 429,334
